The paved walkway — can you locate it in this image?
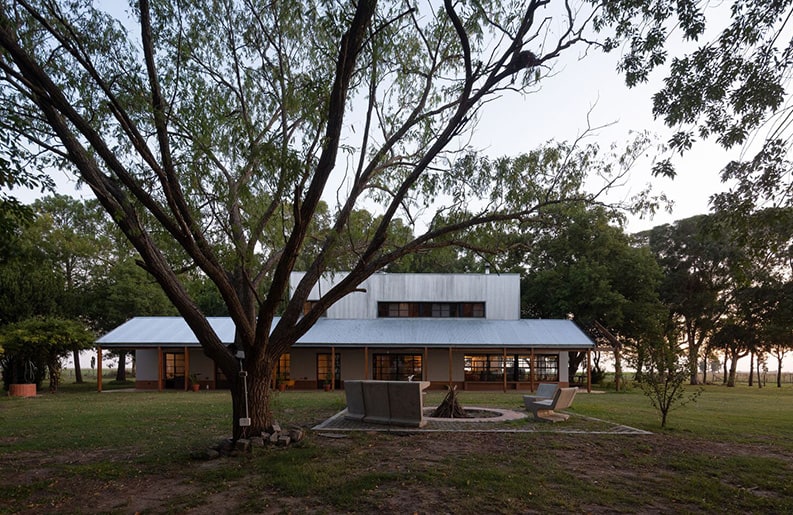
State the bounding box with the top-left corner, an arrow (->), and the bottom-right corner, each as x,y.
313,408 -> 652,435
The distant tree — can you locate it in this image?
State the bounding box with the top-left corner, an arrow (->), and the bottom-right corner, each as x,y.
27,195 -> 110,382
0,317 -> 94,392
643,215 -> 743,384
521,205 -> 666,388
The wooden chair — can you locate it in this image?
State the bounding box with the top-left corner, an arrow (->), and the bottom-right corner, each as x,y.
526,387 -> 578,422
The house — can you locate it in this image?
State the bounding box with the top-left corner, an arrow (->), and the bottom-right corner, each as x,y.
96,272 -> 595,391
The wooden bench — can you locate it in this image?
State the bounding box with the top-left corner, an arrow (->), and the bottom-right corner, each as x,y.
526,387 -> 578,422
344,380 -> 431,427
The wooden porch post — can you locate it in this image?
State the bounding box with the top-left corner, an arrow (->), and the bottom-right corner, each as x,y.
529,348 -> 535,392
423,347 -> 428,382
97,346 -> 103,393
184,346 -> 190,391
364,347 -> 369,379
157,346 -> 163,392
503,347 -> 507,392
448,347 -> 453,384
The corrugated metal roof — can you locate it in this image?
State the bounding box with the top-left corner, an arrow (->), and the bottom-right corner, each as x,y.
97,317 -> 593,349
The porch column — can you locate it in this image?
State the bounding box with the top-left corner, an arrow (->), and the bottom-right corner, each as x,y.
448,347 -> 453,384
97,346 -> 102,393
529,348 -> 535,392
502,347 -> 507,392
423,347 -> 428,382
184,346 -> 190,392
157,346 -> 163,392
364,347 -> 368,379
331,346 -> 336,391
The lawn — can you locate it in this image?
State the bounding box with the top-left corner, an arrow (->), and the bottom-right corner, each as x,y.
1,384 -> 792,513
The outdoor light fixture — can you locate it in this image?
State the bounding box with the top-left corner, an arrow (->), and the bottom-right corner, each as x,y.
237,350 -> 251,427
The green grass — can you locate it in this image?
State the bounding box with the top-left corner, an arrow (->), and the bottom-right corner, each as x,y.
1,385 -> 792,513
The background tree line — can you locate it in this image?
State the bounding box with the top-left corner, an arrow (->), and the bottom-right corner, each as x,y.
3,193 -> 792,393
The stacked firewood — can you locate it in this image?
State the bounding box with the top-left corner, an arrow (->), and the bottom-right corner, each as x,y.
430,384 -> 470,418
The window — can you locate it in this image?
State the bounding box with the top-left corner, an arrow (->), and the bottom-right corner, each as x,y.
464,354 -> 558,382
533,354 -> 559,382
164,352 -> 185,389
277,353 -> 291,380
164,352 -> 185,380
317,353 -> 341,388
373,354 -> 422,381
464,355 -> 504,382
377,302 -> 485,318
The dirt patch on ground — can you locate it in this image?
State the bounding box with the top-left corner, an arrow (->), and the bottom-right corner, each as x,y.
2,429 -> 790,514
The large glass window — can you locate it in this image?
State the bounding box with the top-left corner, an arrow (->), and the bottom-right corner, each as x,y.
533,354 -> 559,382
164,352 -> 185,389
373,354 -> 422,381
377,302 -> 485,318
464,354 -> 558,382
277,353 -> 291,381
317,353 -> 341,388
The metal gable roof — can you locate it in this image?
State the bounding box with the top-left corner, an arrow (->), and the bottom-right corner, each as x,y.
97,316 -> 593,349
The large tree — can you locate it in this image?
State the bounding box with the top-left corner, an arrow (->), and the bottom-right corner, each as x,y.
0,0 -> 665,438
521,204 -> 666,388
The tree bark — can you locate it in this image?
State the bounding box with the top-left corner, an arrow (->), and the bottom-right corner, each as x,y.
777,355 -> 783,388
72,349 -> 84,383
748,351 -> 754,386
115,351 -> 127,382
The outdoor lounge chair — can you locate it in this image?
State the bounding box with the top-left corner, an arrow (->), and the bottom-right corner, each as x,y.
526,387 -> 578,422
522,383 -> 559,409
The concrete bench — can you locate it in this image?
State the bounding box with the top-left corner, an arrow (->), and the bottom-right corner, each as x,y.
344,380 -> 431,427
522,383 -> 559,409
526,387 -> 578,422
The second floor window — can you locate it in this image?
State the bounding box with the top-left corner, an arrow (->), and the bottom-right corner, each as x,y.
377,301 -> 485,318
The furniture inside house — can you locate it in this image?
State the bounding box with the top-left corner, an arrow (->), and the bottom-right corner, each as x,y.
526,387 -> 578,422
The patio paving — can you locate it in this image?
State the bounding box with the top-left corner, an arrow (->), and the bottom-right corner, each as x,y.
313,408 -> 652,435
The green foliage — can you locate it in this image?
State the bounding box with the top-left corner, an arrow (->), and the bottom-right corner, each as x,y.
0,317 -> 94,391
598,1 -> 793,213
638,339 -> 703,427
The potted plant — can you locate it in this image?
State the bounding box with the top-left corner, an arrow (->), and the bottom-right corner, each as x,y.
323,372 -> 332,391
189,373 -> 201,392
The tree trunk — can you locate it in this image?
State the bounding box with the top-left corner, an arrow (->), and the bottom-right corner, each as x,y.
727,351 -> 739,387
778,355 -> 783,388
613,347 -> 622,392
72,348 -> 83,383
748,351 -> 754,386
231,365 -> 275,441
115,351 -> 127,381
722,357 -> 728,385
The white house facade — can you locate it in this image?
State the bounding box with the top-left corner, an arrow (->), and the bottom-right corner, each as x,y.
97,272 -> 595,392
